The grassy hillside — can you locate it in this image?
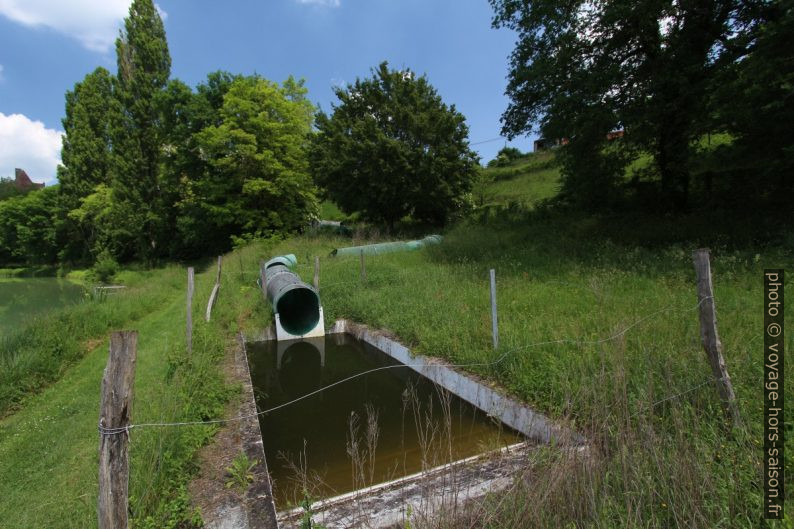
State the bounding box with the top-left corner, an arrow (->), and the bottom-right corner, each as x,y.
1,148 -> 791,528
263,212 -> 792,528
265,151 -> 792,526
476,150 -> 561,209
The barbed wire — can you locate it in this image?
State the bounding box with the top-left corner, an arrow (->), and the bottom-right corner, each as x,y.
619,375 -> 726,421
98,295 -> 714,437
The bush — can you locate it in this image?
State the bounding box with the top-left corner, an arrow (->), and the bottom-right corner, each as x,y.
487,146 -> 524,167
91,249 -> 119,283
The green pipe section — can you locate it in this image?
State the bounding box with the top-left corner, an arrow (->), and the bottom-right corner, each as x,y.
263,254 -> 321,336
330,235 -> 443,257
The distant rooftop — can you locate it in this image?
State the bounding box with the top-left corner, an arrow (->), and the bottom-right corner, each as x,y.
14,168 -> 45,190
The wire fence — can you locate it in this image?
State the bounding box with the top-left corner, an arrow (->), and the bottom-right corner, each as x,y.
98,294 -> 719,437
11,251 -> 757,526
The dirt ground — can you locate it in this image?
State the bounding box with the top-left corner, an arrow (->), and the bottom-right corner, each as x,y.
188,335 -> 278,529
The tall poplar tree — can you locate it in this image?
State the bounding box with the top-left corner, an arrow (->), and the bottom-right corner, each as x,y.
59,67 -> 116,202
57,67 -> 118,262
112,0 -> 171,261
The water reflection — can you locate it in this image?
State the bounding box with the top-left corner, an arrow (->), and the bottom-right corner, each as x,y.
246,334 -> 520,508
0,278 -> 85,336
278,338 -> 324,399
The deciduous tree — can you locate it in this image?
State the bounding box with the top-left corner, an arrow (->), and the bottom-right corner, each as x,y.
0,188 -> 59,265
311,62 -> 479,228
490,0 -> 765,210
184,75 -> 317,251
111,0 -> 171,261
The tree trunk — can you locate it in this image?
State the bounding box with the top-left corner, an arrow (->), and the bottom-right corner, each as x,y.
657,120 -> 691,211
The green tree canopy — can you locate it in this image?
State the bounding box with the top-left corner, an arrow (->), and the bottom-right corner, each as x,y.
0,178 -> 23,201
58,67 -> 117,203
490,0 -> 768,210
710,2 -> 794,201
112,0 -> 171,261
157,72 -> 240,256
0,187 -> 59,265
57,67 -> 119,263
488,146 -> 524,167
311,62 -> 479,228
179,75 -> 318,253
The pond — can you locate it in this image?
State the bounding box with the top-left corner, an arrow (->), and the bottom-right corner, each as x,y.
247,334 -> 521,508
0,277 -> 85,337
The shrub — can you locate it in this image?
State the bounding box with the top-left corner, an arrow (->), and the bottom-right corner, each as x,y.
91,249 -> 119,283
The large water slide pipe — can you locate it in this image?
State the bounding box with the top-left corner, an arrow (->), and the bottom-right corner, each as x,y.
330,235 -> 443,257
261,254 -> 324,340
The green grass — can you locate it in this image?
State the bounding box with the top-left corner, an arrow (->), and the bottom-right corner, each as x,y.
476,151 -> 561,209
0,291 -> 187,527
0,257 -> 254,528
0,268 -> 183,417
485,165 -> 561,208
623,133 -> 736,183
0,266 -> 60,277
1,146 -> 792,528
251,209 -> 793,528
485,150 -> 557,180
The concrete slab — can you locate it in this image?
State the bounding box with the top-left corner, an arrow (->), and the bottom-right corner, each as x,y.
238,320 -> 587,528
330,320 -> 585,446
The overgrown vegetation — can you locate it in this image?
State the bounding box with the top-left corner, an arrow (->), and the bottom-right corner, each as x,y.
231,149 -> 791,527
1,0 -> 791,526
2,150 -> 791,527
0,244 -> 273,527
255,211 -> 790,527
473,150 -> 560,209
0,267 -> 180,416
225,451 -> 258,495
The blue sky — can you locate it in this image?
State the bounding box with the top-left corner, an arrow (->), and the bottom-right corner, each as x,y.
0,0 -> 537,184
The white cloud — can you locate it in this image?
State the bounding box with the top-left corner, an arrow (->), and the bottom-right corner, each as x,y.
0,64 -> 4,81
0,1 -> 168,53
295,0 -> 340,7
0,113 -> 63,183
155,3 -> 167,20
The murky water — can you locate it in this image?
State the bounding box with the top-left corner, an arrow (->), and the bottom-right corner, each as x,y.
0,278 -> 85,337
247,335 -> 521,508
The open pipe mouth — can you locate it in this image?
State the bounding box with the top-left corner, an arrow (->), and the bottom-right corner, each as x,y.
276,286 -> 320,336
279,340 -> 323,398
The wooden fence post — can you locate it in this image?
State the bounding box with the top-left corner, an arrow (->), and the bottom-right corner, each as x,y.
692,249 -> 741,427
490,269 -> 499,350
313,256 -> 320,290
187,267 -> 194,354
205,256 -> 222,322
259,260 -> 266,296
98,331 -> 138,529
360,250 -> 367,282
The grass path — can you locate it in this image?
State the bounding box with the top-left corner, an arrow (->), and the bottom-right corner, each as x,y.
0,270 -> 213,528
